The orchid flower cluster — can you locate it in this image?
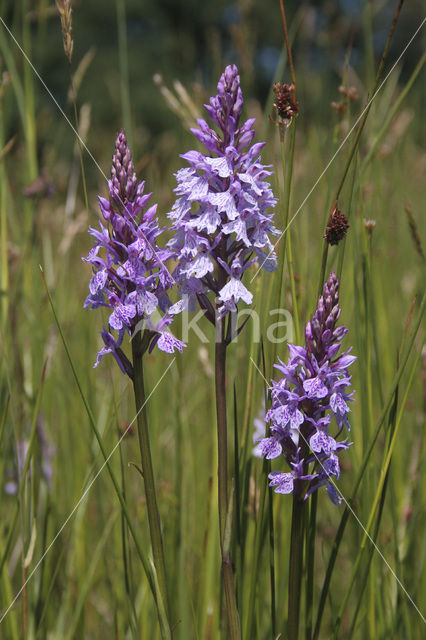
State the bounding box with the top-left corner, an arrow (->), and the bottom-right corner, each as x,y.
85,65 -> 280,371
83,130 -> 185,376
258,272 -> 356,505
167,64 -> 279,321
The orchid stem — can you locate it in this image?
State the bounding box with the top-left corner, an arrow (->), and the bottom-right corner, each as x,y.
132,331 -> 172,639
215,320 -> 241,639
288,489 -> 305,640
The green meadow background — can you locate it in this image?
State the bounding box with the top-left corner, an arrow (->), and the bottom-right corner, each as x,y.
0,1 -> 424,638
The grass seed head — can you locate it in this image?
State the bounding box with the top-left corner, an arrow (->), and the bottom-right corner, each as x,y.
56,0 -> 73,63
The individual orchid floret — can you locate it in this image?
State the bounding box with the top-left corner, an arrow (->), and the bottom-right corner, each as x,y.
167,64 -> 279,325
83,130 -> 185,375
257,272 -> 356,505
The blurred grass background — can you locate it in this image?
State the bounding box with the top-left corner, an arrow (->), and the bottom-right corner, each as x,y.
0,0 -> 425,638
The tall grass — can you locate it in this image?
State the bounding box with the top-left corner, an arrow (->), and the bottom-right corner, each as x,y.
0,1 -> 425,638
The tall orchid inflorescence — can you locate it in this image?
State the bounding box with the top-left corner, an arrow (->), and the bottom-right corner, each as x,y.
258,272 -> 356,505
84,130 -> 185,376
167,64 -> 278,325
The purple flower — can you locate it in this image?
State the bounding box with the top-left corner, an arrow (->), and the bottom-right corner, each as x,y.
167,65 -> 278,322
257,272 -> 356,505
84,131 -> 185,373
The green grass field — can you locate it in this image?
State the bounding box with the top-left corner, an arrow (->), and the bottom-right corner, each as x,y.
0,1 -> 425,638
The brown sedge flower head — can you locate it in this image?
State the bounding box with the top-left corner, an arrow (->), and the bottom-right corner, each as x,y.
332,86 -> 359,115
339,85 -> 359,101
324,204 -> 349,246
272,82 -> 299,125
331,101 -> 347,115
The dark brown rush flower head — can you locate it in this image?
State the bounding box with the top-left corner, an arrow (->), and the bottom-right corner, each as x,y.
273,83 -> 299,123
324,203 -> 349,246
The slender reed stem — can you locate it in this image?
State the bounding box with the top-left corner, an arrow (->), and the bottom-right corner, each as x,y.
316,239 -> 329,301
275,0 -> 297,342
22,0 -> 38,181
279,0 -> 296,89
0,91 -> 9,326
68,70 -> 89,214
288,488 -> 305,640
280,122 -> 300,344
286,228 -> 300,344
116,0 -> 133,147
131,331 -> 172,639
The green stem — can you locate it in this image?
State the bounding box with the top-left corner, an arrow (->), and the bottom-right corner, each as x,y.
215,338 -> 228,543
281,123 -> 300,344
132,331 -> 172,639
68,70 -> 89,215
22,0 -> 38,181
244,457 -> 269,639
286,229 -> 300,344
233,384 -> 242,615
316,240 -> 329,301
288,489 -> 305,640
0,91 -> 8,327
215,337 -> 241,639
268,478 -> 276,638
305,491 -> 317,640
278,122 -> 295,288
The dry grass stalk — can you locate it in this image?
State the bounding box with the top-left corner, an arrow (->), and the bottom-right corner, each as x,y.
404,201 -> 424,260
56,0 -> 74,63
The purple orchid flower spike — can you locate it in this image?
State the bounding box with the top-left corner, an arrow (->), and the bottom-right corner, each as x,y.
167,64 -> 278,328
257,272 -> 356,505
83,130 -> 185,375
